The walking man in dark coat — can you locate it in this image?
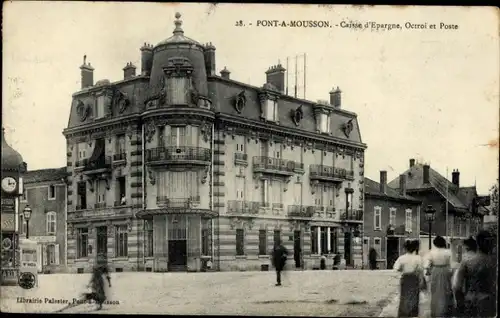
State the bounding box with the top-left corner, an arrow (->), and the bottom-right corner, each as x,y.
369,247 -> 377,270
272,240 -> 288,286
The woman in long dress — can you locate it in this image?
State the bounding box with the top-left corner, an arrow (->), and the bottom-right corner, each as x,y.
394,240 -> 424,317
425,236 -> 455,317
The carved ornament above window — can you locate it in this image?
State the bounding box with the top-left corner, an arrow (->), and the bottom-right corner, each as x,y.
234,91 -> 247,113
76,100 -> 91,122
113,89 -> 130,114
163,57 -> 194,77
342,119 -> 354,138
291,105 -> 304,126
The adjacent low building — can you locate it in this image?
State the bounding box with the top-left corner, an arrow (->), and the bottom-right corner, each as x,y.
18,168 -> 68,273
364,171 -> 421,269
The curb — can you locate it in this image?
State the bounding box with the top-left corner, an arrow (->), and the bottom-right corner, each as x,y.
378,293 -> 399,317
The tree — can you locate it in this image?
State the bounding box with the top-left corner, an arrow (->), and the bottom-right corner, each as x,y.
489,181 -> 499,216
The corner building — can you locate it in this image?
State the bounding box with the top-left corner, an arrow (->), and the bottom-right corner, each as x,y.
63,14 -> 367,273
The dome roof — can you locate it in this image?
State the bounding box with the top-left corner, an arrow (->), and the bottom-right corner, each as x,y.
155,13 -> 202,48
1,127 -> 24,171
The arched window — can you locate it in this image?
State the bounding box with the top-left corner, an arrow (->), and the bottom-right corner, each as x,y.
46,212 -> 57,235
47,244 -> 56,265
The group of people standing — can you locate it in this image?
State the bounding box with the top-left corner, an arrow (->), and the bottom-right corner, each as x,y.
394,230 -> 497,317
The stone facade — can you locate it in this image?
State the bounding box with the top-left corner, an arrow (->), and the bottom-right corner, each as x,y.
63,13 -> 367,273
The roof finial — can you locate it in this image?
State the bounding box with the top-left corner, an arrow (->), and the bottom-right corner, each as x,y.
173,12 -> 183,35
83,55 -> 87,65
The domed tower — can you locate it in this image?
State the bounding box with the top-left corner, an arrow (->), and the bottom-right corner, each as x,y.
138,13 -> 216,272
1,127 -> 26,286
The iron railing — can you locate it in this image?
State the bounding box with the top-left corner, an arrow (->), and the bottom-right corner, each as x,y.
226,201 -> 260,214
310,165 -> 354,180
146,146 -> 211,163
83,156 -> 112,171
113,152 -> 127,161
252,156 -> 303,173
234,153 -> 248,164
75,159 -> 88,168
156,196 -> 201,208
114,200 -> 127,207
94,202 -> 106,209
272,203 -> 284,210
287,205 -> 316,217
339,209 -> 363,221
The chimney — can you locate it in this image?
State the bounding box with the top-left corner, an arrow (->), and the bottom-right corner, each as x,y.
204,42 -> 216,76
140,43 -> 153,76
329,86 -> 342,108
220,67 -> 230,80
409,158 -> 415,168
80,55 -> 94,89
123,62 -> 136,80
265,64 -> 286,94
452,169 -> 460,187
399,174 -> 407,195
380,171 -> 387,194
423,164 -> 430,184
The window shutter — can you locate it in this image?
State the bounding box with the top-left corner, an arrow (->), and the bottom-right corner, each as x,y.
42,245 -> 48,266
54,244 -> 60,265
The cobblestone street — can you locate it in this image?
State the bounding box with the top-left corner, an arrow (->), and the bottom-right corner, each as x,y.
2,270 -> 404,316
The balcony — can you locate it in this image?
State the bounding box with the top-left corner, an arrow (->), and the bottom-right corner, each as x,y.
310,165 -> 354,182
68,204 -> 134,222
95,202 -> 106,209
234,153 -> 248,166
146,147 -> 211,167
339,209 -> 363,222
252,156 -> 303,176
227,200 -> 260,215
287,205 -> 315,218
156,196 -> 201,208
314,206 -> 337,218
82,156 -> 112,175
112,152 -> 127,165
75,159 -> 88,170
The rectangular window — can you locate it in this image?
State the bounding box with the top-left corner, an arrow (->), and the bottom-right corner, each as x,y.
48,185 -> 56,200
374,238 -> 382,259
201,226 -> 210,256
77,181 -> 87,209
236,176 -> 245,200
167,77 -> 189,105
259,229 -> 267,255
46,212 -> 56,235
374,207 -> 382,230
77,142 -> 87,160
260,179 -> 269,207
273,100 -> 279,121
236,229 -> 245,256
320,227 -> 328,255
116,134 -> 126,155
170,126 -> 187,147
389,208 -> 396,226
320,113 -> 328,133
273,230 -> 281,246
311,226 -> 318,254
116,177 -> 126,205
273,143 -> 282,159
115,225 -> 128,257
47,244 -> 56,265
96,180 -> 106,204
405,209 -> 413,232
77,228 -> 89,258
329,228 -> 338,254
96,95 -> 105,118
144,221 -> 153,257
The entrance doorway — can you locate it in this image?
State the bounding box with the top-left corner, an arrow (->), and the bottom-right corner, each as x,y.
386,237 -> 399,269
344,231 -> 352,266
96,226 -> 108,260
293,230 -> 301,268
168,240 -> 187,271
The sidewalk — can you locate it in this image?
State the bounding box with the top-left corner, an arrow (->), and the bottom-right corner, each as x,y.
378,291 -> 431,317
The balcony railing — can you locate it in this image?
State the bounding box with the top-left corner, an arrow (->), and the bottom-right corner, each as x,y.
113,152 -> 127,162
68,206 -> 134,221
227,200 -> 260,214
146,147 -> 211,165
252,156 -> 303,175
272,203 -> 284,210
76,205 -> 87,211
339,209 -> 363,221
287,205 -> 315,218
234,153 -> 248,166
156,196 -> 201,208
75,159 -> 88,168
95,202 -> 106,209
83,156 -> 112,173
310,165 -> 354,181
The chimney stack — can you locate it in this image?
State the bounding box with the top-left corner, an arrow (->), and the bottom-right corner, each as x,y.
452,169 -> 460,187
399,174 -> 407,195
204,42 -> 216,76
423,164 -> 430,184
123,62 -> 136,80
80,55 -> 94,89
265,64 -> 286,94
409,158 -> 415,168
140,43 -> 154,76
380,171 -> 387,194
220,67 -> 230,80
329,87 -> 342,108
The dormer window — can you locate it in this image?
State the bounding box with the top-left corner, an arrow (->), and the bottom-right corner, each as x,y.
163,57 -> 194,106
95,94 -> 106,119
265,99 -> 279,122
320,113 -> 331,134
259,90 -> 279,123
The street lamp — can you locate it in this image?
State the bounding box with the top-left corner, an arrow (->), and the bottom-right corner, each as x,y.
22,205 -> 32,239
424,205 -> 436,250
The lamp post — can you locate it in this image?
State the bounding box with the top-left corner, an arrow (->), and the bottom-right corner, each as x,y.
22,205 -> 32,239
425,205 -> 436,250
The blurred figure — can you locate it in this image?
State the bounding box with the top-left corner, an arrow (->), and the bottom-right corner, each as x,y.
425,236 -> 455,317
272,240 -> 288,286
453,230 -> 497,317
85,255 -> 111,311
369,247 -> 377,270
394,240 -> 425,317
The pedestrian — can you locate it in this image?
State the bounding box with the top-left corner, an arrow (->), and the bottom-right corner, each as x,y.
369,247 -> 377,270
394,240 -> 426,317
85,256 -> 111,311
272,239 -> 288,286
424,235 -> 455,317
452,230 -> 496,317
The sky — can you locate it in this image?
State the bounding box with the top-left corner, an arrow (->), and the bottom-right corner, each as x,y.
3,3 -> 499,194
